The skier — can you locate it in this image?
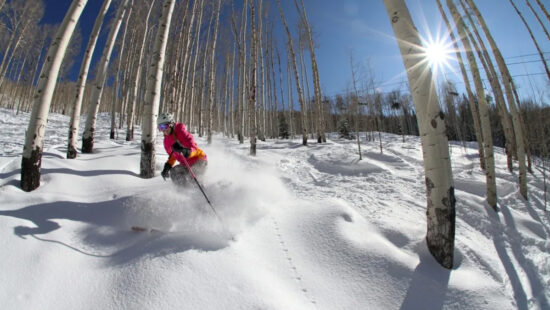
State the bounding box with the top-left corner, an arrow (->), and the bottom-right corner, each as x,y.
157,113 -> 207,186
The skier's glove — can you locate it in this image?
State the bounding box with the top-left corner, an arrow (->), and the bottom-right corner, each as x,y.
161,162 -> 172,180
172,142 -> 191,158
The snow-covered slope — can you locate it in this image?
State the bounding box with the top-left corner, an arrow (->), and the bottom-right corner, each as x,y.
1,108 -> 548,309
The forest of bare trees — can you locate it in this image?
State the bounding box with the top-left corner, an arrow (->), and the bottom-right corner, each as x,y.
0,0 -> 548,268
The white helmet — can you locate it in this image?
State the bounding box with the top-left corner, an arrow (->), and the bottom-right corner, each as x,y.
157,112 -> 174,126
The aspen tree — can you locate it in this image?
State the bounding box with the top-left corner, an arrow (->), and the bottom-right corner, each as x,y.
448,0 -> 497,209
20,26 -> 53,113
257,0 -> 266,142
535,0 -> 550,23
140,0 -> 176,178
197,9 -> 214,135
511,82 -> 534,173
164,0 -> 188,116
297,35 -> 309,133
537,103 -> 548,211
173,1 -> 192,121
118,28 -> 137,130
118,15 -> 140,130
298,36 -> 313,138
459,0 -> 515,172
466,0 -> 528,200
275,41 -> 287,138
238,0 -> 248,143
277,0 -> 307,145
21,0 -> 87,191
270,26 -> 279,138
111,2 -> 133,140
178,0 -> 199,122
268,26 -> 280,138
436,0 -> 485,169
221,54 -> 231,135
509,0 -> 550,80
263,25 -> 272,138
526,0 -> 550,41
442,82 -> 460,141
126,0 -> 156,141
295,0 -> 325,143
81,0 -> 131,153
187,0 -> 205,129
230,40 -> 237,137
383,0 -> 455,268
17,54 -> 31,107
207,0 -> 222,144
12,50 -> 30,112
0,1 -> 44,89
287,53 -> 295,138
249,0 -> 258,155
349,51 -> 362,160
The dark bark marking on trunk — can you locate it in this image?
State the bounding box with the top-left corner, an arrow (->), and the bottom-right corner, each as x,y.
21,147 -> 42,192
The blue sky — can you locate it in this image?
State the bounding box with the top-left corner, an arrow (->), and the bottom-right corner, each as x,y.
298,0 -> 549,101
40,0 -> 549,103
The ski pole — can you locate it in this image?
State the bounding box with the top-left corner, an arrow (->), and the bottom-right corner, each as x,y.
174,150 -> 233,239
180,156 -> 222,221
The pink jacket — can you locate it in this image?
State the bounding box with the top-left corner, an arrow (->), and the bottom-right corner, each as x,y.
163,123 -> 207,167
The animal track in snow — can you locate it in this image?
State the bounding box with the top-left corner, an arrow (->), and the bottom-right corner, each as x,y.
271,217 -> 317,307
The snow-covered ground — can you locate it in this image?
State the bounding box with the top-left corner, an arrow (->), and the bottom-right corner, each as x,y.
1,107 -> 549,309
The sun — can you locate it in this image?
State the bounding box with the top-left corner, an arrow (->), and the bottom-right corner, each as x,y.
422,38 -> 454,73
425,42 -> 448,65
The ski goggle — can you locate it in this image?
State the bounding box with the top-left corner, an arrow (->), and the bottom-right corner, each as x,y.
158,122 -> 171,131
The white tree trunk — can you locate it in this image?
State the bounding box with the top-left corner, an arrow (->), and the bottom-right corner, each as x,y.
177,0 -> 199,122
526,0 -> 550,41
249,0 -> 257,156
436,0 -> 485,170
466,0 -> 528,200
67,0 -> 112,159
81,0 -> 130,153
349,52 -> 362,160
295,0 -> 325,143
383,0 -> 455,269
126,0 -> 156,141
510,0 -> 550,80
21,0 -> 88,191
197,11 -> 214,135
0,35 -> 24,89
186,0 -> 205,130
230,41 -> 237,137
0,2 -> 39,89
535,0 -> 550,23
207,0 -> 222,144
258,0 -> 266,142
140,0 -> 176,178
237,0 -> 248,144
276,0 -> 308,145
111,2 -> 133,139
459,0 -> 514,172
448,0 -> 497,209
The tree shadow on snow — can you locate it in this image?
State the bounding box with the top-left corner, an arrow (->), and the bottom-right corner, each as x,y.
480,206 -> 530,310
0,198 -> 230,266
0,167 -> 139,187
0,169 -> 20,181
41,167 -> 139,178
42,151 -> 65,159
492,205 -> 550,309
399,250 -> 451,310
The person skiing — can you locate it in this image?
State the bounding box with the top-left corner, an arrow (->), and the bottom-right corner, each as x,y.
157,113 -> 207,185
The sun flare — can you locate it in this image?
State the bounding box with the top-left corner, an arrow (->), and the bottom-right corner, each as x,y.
424,40 -> 453,70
